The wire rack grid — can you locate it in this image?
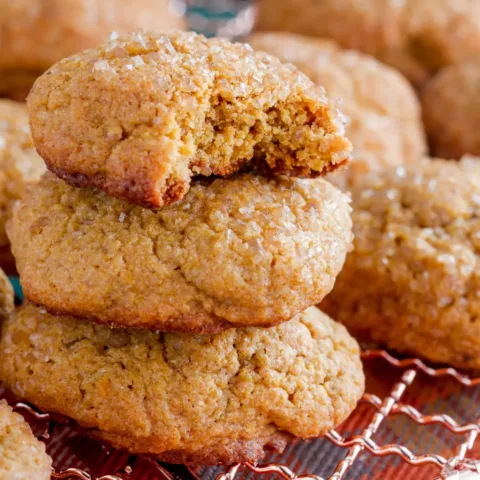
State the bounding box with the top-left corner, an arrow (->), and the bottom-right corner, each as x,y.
2,348 -> 480,480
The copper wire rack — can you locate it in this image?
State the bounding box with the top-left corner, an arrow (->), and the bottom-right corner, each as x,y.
2,348 -> 480,480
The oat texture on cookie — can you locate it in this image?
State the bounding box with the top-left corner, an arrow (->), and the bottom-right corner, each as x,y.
322,157 -> 480,369
28,30 -> 352,208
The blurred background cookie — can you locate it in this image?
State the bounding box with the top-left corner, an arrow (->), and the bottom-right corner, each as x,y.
0,305 -> 364,465
249,32 -> 426,178
0,400 -> 52,479
9,173 -> 352,332
255,0 -> 480,87
321,157 -> 480,369
0,100 -> 44,274
28,30 -> 352,208
422,62 -> 480,159
0,0 -> 185,100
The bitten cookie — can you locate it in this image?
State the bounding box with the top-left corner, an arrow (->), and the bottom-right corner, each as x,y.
0,400 -> 52,480
255,0 -> 480,86
28,30 -> 352,208
0,0 -> 185,99
8,173 -> 352,333
321,158 -> 480,369
0,304 -> 364,465
422,63 -> 480,159
249,33 -> 426,175
0,100 -> 45,273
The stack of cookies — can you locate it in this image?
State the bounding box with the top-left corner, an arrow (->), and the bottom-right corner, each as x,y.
0,31 -> 364,465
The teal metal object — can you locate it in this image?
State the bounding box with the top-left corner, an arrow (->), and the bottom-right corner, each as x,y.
9,276 -> 23,301
183,0 -> 254,39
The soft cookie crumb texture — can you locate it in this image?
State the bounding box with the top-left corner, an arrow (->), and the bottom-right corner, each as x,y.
28,30 -> 352,208
248,32 -> 427,177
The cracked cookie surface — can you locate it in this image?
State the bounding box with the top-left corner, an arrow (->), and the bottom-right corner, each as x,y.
321,157 -> 480,369
0,305 -> 364,465
28,30 -> 351,208
255,0 -> 480,86
248,33 -> 426,178
0,400 -> 52,480
9,172 -> 352,332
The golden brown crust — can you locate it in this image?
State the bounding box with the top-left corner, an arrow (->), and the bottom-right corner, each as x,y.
255,0 -> 480,86
0,400 -> 52,479
9,172 -> 352,332
0,305 -> 364,465
0,0 -> 184,73
422,63 -> 480,159
322,157 -> 480,369
28,30 -> 352,208
248,32 -> 427,176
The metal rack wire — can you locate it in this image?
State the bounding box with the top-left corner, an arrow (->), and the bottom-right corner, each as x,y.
3,348 -> 480,480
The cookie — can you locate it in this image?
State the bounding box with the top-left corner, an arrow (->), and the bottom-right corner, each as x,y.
0,100 -> 45,274
0,0 -> 185,98
255,0 -> 480,86
0,267 -> 14,320
321,158 -> 480,369
0,304 -> 364,465
249,33 -> 339,62
422,63 -> 480,159
0,400 -> 52,480
9,172 -> 352,332
248,33 -> 426,176
28,30 -> 352,209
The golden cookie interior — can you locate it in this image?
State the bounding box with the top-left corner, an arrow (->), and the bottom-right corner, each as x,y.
248,32 -> 427,177
28,30 -> 352,208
